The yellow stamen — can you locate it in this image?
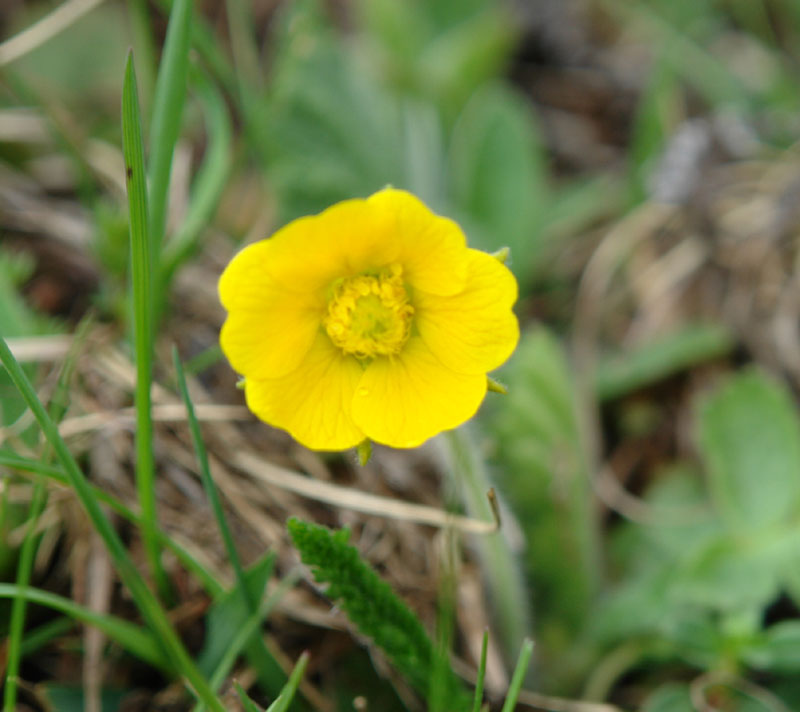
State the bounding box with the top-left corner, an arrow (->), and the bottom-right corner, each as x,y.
324,264 -> 414,359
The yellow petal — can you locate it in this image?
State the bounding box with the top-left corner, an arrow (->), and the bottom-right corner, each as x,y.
415,248 -> 519,375
243,332 -> 365,451
261,198 -> 401,294
367,189 -> 469,296
351,337 -> 487,448
219,241 -> 321,378
220,306 -> 320,379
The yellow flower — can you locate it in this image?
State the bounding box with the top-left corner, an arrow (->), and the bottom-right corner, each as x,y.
218,188 -> 519,451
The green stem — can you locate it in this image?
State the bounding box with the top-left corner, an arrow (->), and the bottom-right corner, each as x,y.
3,478 -> 47,712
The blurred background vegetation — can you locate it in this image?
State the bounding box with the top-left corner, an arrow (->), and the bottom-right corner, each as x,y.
3,0 -> 800,710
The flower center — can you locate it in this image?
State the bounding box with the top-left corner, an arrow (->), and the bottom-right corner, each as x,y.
323,264 -> 414,359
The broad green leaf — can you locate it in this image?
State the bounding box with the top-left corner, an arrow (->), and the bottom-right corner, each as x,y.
483,328 -> 598,687
642,684 -> 694,712
197,553 -> 276,677
260,0 -> 405,223
669,533 -> 787,612
697,370 -> 800,531
744,621 -> 800,673
449,83 -> 549,287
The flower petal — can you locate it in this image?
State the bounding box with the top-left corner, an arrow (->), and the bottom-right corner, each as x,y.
220,305 -> 320,379
367,189 -> 469,296
219,241 -> 321,378
415,249 -> 519,375
243,332 -> 365,450
351,337 -> 487,448
261,198 -> 401,294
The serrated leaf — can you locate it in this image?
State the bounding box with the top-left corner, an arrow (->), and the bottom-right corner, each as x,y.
698,370 -> 800,531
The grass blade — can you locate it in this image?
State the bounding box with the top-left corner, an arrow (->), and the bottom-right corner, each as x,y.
265,650 -> 310,712
0,450 -> 223,597
3,315 -> 92,712
159,66 -> 232,300
500,639 -> 534,712
3,479 -> 47,712
122,51 -> 169,598
0,337 -> 226,711
0,584 -> 169,670
174,349 -> 291,701
173,348 -> 247,592
147,0 -> 192,254
472,630 -> 489,712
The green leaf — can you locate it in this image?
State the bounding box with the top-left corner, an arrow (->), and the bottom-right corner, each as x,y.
500,639 -> 534,712
641,684 -> 694,712
669,533 -> 787,612
626,51 -> 682,204
287,518 -> 469,705
0,584 -> 168,670
596,323 -> 733,401
264,651 -> 309,712
483,328 -> 598,669
122,51 -> 168,599
261,0 -> 405,222
197,553 -> 276,677
41,685 -> 129,712
698,370 -> 800,531
147,0 -> 193,253
448,82 -> 549,287
744,621 -> 800,673
159,66 -> 232,296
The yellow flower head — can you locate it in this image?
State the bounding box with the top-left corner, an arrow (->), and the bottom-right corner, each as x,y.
218,188 -> 519,451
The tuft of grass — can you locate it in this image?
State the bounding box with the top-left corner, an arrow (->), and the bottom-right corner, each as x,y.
0,338 -> 227,711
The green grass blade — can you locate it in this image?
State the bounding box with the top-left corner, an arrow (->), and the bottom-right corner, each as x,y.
173,348 -> 247,593
122,51 -> 169,598
0,451 -> 223,598
0,338 -> 226,711
0,584 -> 168,670
472,630 -> 489,712
153,0 -> 238,94
20,617 -> 75,657
500,639 -> 534,712
147,0 -> 193,255
265,650 -> 310,712
158,68 -> 232,306
3,479 -> 47,712
198,570 -> 300,710
126,0 -> 158,115
175,349 -> 291,702
3,315 -> 92,712
234,683 -> 264,712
